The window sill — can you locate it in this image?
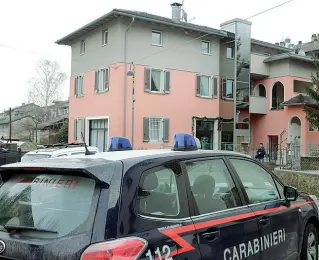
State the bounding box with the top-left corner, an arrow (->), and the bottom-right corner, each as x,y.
80,53 -> 85,56
148,141 -> 164,144
101,44 -> 108,47
197,95 -> 218,99
151,43 -> 163,47
95,89 -> 109,94
222,97 -> 234,101
146,91 -> 167,95
226,57 -> 235,60
201,52 -> 212,56
75,95 -> 84,98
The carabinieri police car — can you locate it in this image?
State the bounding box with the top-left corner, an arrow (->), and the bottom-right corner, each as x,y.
0,133 -> 318,260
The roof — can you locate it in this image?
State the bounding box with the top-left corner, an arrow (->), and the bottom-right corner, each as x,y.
55,8 -> 291,52
264,52 -> 314,63
37,115 -> 68,130
67,148 -> 251,161
24,146 -> 99,156
300,41 -> 319,53
281,93 -> 319,106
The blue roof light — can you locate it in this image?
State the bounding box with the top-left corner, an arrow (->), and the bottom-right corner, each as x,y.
108,137 -> 132,151
171,133 -> 198,151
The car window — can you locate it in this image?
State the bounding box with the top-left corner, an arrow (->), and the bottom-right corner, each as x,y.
230,159 -> 280,204
185,159 -> 242,215
274,178 -> 284,199
137,167 -> 180,218
0,173 -> 96,238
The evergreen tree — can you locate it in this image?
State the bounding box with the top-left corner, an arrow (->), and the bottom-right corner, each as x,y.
56,121 -> 68,143
303,56 -> 319,128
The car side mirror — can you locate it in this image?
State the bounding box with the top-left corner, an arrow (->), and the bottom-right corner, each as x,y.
284,186 -> 298,201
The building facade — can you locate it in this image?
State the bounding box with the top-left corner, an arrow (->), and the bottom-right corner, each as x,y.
56,3 -> 319,155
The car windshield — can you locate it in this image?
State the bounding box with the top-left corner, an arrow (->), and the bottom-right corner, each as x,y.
0,173 -> 96,238
21,154 -> 51,162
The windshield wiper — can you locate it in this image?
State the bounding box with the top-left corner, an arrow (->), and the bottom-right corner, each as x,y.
4,224 -> 58,233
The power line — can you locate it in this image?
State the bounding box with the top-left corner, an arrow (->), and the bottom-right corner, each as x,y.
111,0 -> 295,69
0,44 -> 54,57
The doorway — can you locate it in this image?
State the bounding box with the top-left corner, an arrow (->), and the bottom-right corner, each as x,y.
195,120 -> 214,150
88,118 -> 108,152
268,135 -> 278,162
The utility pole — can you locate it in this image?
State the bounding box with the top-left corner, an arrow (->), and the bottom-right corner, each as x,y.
9,107 -> 12,143
131,63 -> 136,149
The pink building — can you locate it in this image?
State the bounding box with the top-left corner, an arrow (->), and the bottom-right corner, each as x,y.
56,3 -> 319,162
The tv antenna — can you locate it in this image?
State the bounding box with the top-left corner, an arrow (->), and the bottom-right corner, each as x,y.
181,0 -> 195,23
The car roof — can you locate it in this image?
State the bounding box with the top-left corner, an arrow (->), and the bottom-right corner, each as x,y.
24,146 -> 99,156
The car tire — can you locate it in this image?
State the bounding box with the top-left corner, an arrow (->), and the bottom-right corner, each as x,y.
301,223 -> 318,260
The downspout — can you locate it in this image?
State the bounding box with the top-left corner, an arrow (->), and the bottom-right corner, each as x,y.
123,16 -> 135,137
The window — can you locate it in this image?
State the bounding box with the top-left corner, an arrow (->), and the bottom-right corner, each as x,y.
89,118 -> 108,152
222,78 -> 234,99
74,76 -> 84,97
94,68 -> 109,93
230,159 -> 280,204
152,30 -> 162,46
74,118 -> 84,142
63,108 -> 69,115
196,75 -> 218,98
226,46 -> 234,59
185,159 -> 241,215
102,30 -> 108,46
201,41 -> 211,54
137,167 -> 180,217
143,117 -> 170,143
0,173 -> 96,238
144,68 -> 170,94
80,40 -> 85,55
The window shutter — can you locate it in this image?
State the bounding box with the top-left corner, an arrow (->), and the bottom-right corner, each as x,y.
143,117 -> 150,142
196,75 -> 201,96
74,77 -> 78,96
213,77 -> 218,97
144,68 -> 150,92
74,119 -> 78,141
164,71 -> 170,94
222,78 -> 226,98
94,71 -> 99,92
106,68 -> 109,91
163,118 -> 170,142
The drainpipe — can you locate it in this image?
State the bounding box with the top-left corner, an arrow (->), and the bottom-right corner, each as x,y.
123,16 -> 135,137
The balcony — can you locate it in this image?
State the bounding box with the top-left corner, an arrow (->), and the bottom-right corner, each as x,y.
249,96 -> 268,114
251,53 -> 270,77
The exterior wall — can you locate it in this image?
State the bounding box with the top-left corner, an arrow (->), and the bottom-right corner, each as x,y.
71,19 -> 123,75
251,53 -> 269,76
269,60 -> 290,78
68,63 -> 124,143
69,63 -> 220,149
289,60 -> 316,79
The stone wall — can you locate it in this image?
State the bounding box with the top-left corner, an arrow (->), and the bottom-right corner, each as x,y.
274,168 -> 319,197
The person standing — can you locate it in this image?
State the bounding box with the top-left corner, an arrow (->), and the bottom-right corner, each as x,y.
255,143 -> 266,163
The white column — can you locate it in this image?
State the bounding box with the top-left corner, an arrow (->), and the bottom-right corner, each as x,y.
213,120 -> 219,150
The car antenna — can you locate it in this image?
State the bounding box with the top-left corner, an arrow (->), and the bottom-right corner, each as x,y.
81,132 -> 95,155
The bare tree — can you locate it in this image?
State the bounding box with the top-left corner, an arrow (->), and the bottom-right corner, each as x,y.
28,60 -> 67,109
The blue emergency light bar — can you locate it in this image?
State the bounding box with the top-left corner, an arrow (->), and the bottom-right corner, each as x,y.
171,133 -> 198,151
108,137 -> 132,151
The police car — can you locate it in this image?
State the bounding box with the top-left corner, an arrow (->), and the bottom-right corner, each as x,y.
0,133 -> 318,260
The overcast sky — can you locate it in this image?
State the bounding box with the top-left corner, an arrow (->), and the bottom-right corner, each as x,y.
0,0 -> 317,111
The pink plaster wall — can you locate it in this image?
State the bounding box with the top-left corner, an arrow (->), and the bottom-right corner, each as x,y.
251,76 -> 318,152
69,63 -> 220,149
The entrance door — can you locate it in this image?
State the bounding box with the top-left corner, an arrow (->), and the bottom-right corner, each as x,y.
195,120 -> 214,150
89,119 -> 108,152
268,136 -> 278,162
236,136 -> 244,152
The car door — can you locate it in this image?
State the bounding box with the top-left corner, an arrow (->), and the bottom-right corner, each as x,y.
228,158 -> 299,260
181,157 -> 261,260
118,159 -> 203,260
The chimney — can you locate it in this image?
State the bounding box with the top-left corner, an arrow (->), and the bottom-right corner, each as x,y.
170,2 -> 182,23
285,37 -> 291,44
275,42 -> 279,45
312,34 -> 318,42
298,41 -> 302,45
280,41 -> 285,46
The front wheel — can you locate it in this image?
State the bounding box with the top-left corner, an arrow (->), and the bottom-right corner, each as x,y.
301,223 -> 318,260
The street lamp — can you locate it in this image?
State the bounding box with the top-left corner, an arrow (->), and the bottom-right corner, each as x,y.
127,62 -> 135,148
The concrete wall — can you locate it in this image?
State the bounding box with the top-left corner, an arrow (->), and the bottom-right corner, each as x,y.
289,60 -> 316,79
251,53 -> 270,76
269,60 -> 290,78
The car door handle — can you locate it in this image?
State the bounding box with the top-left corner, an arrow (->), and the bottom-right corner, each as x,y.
200,229 -> 220,241
258,216 -> 270,226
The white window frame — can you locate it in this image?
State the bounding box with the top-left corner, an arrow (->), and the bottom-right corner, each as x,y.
75,118 -> 85,142
198,75 -> 218,98
75,75 -> 84,97
102,30 -> 108,46
149,68 -> 165,93
80,40 -> 86,55
85,116 -> 109,148
151,30 -> 163,46
95,67 -> 109,93
201,40 -> 211,54
149,116 -> 164,143
226,46 -> 234,59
